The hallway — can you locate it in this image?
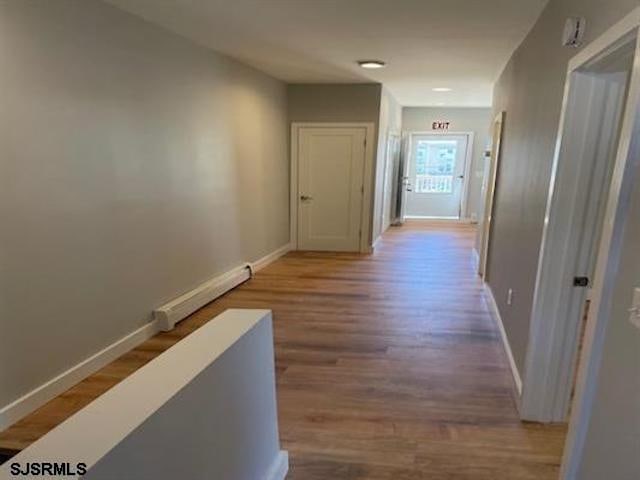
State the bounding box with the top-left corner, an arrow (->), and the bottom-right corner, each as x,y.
264,221 -> 566,479
0,222 -> 565,478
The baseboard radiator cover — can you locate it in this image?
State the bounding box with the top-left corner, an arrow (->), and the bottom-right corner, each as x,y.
154,243 -> 291,331
154,264 -> 252,331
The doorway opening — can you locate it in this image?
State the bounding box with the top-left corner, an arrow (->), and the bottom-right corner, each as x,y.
477,112 -> 504,279
380,132 -> 402,233
521,16 -> 639,430
403,132 -> 473,220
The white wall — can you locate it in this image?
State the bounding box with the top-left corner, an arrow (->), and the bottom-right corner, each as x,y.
0,0 -> 289,410
402,107 -> 491,221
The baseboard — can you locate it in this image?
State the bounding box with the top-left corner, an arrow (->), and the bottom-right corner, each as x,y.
404,216 -> 475,224
0,320 -> 160,431
265,450 -> 289,480
372,235 -> 382,250
250,243 -> 291,273
472,247 -> 480,271
484,285 -> 523,396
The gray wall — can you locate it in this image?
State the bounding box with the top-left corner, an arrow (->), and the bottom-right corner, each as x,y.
288,83 -> 383,244
372,87 -> 402,240
288,83 -> 382,125
576,158 -> 640,479
402,107 -> 491,221
488,0 -> 639,373
0,0 -> 289,408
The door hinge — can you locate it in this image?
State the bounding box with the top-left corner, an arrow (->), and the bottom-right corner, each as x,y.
361,185 -> 364,194
573,276 -> 590,287
359,229 -> 362,238
364,138 -> 367,147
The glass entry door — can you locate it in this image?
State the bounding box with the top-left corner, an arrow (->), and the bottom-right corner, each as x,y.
406,134 -> 469,219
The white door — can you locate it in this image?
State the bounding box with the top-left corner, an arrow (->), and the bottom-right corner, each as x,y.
297,127 -> 366,251
406,134 -> 469,218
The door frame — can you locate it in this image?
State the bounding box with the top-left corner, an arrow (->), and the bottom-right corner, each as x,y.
478,112 -> 505,279
403,131 -> 475,220
379,131 -> 401,236
560,8 -> 640,477
290,122 -> 376,253
521,6 -> 640,429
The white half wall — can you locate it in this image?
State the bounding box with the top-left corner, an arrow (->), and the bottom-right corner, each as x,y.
0,309 -> 288,480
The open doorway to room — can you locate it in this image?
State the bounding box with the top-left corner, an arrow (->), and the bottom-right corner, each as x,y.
381,132 -> 402,233
521,14 -> 640,430
477,112 -> 504,279
403,132 -> 473,220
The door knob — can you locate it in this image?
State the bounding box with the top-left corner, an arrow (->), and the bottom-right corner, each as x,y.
457,175 -> 464,179
300,195 -> 313,201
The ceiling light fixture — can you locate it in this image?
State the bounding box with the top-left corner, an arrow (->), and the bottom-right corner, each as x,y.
432,87 -> 452,92
357,60 -> 386,69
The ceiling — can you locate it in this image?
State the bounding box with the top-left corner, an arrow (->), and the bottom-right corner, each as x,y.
106,0 -> 548,107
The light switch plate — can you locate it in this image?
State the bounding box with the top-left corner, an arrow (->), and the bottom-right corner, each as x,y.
630,288 -> 640,330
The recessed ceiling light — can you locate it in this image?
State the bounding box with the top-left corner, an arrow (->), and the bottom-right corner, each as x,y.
357,60 -> 386,69
432,87 -> 452,92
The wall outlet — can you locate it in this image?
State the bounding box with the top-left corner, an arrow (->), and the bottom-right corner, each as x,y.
507,288 -> 514,306
629,288 -> 640,330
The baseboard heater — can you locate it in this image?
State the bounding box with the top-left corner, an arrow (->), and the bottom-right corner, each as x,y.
153,264 -> 253,332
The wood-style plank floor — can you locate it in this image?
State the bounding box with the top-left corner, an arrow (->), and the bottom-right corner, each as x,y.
0,221 -> 566,478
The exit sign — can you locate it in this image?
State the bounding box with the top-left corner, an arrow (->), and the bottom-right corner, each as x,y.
432,121 -> 450,130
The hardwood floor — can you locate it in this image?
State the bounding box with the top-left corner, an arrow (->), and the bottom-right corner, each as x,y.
0,221 -> 566,478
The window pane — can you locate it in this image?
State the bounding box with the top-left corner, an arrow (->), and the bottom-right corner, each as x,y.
414,140 -> 456,194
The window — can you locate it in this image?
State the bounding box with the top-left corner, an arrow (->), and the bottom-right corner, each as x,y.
414,141 -> 456,193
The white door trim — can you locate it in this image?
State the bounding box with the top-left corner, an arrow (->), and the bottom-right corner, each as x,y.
521,7 -> 640,427
478,112 -> 505,279
404,131 -> 475,220
290,122 -> 376,253
561,8 -> 640,478
379,131 -> 401,237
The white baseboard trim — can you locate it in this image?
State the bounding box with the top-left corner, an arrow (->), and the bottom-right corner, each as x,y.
404,216 -> 475,224
472,247 -> 480,271
0,320 -> 160,432
484,285 -> 523,396
250,243 -> 291,273
372,235 -> 382,250
265,450 -> 289,480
